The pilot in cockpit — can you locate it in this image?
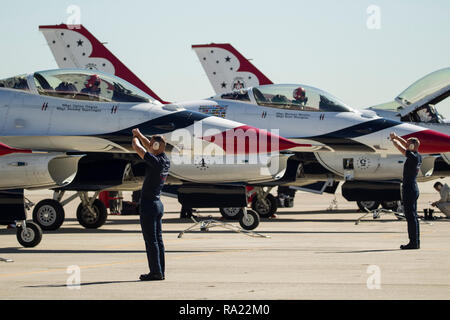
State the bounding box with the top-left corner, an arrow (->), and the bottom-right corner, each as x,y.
415,104 -> 440,123
81,74 -> 102,98
14,78 -> 29,90
55,81 -> 78,94
293,87 -> 308,106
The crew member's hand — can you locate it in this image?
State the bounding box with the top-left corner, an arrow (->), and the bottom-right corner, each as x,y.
431,202 -> 436,207
132,128 -> 140,137
389,132 -> 397,141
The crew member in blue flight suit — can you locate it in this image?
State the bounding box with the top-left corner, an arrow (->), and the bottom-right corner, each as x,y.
132,128 -> 170,280
390,132 -> 422,250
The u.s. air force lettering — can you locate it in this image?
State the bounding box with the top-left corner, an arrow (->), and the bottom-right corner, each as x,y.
56,103 -> 102,112
276,112 -> 310,119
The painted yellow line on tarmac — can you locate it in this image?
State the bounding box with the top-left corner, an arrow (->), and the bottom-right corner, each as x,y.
0,259 -> 146,278
101,237 -> 204,249
0,248 -> 250,279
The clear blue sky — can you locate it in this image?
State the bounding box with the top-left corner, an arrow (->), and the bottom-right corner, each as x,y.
1,0 -> 449,114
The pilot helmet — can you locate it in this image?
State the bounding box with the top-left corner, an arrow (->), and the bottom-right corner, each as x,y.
85,74 -> 101,88
293,87 -> 306,101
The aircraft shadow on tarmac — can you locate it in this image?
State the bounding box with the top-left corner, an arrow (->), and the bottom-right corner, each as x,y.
24,280 -> 141,288
70,214 -> 406,232
0,210 -> 407,241
318,249 -> 401,254
38,214 -> 403,232
103,209 -> 400,225
0,221 -> 403,238
0,247 -> 224,255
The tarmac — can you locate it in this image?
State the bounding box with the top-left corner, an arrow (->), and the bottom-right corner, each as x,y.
1,182 -> 449,300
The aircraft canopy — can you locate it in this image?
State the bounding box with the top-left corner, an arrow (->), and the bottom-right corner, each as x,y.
217,84 -> 353,113
396,68 -> 450,117
32,69 -> 155,103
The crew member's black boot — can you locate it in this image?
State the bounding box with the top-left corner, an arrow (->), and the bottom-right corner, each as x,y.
400,241 -> 420,250
140,273 -> 165,281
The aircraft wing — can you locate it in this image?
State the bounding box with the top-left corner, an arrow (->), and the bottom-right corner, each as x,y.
0,136 -> 129,153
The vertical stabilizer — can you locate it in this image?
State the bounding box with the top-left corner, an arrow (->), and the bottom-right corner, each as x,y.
39,24 -> 167,103
192,43 -> 273,95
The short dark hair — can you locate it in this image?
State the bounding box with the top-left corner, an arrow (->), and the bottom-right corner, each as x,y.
408,137 -> 420,147
151,135 -> 166,144
434,182 -> 443,189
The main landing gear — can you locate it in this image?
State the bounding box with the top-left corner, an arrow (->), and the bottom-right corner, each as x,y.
218,208 -> 260,230
356,200 -> 400,212
251,187 -> 277,218
179,207 -> 265,237
220,187 -> 277,220
32,191 -> 108,230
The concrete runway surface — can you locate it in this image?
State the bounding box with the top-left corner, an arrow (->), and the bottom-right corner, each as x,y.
1,183 -> 449,300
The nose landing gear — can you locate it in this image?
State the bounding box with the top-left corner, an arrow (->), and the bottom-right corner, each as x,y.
31,190 -> 108,230
16,220 -> 42,248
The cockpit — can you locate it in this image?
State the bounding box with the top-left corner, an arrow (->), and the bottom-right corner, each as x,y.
0,75 -> 29,91
32,69 -> 154,103
217,84 -> 353,112
0,69 -> 157,104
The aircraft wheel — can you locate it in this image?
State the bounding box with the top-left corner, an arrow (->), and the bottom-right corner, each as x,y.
381,200 -> 399,211
16,222 -> 42,248
357,200 -> 380,211
76,199 -> 108,229
251,194 -> 277,218
219,207 -> 243,220
32,199 -> 65,231
239,210 -> 260,231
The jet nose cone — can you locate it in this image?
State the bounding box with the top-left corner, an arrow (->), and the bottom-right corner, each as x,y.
203,125 -> 300,154
402,130 -> 450,154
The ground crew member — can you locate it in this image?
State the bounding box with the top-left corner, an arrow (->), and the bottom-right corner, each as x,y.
132,128 -> 170,280
390,133 -> 422,250
432,182 -> 450,218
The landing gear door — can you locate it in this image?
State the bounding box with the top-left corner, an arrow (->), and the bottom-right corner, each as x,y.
0,189 -> 26,222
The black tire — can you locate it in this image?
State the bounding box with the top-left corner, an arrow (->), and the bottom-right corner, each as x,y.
239,210 -> 260,230
32,199 -> 65,231
357,200 -> 380,211
219,207 -> 243,220
251,194 -> 278,218
76,199 -> 108,229
16,222 -> 42,248
381,200 -> 399,211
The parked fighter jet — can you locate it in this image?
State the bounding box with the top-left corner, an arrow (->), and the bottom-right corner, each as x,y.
190,43 -> 450,207
0,66 -> 304,246
39,24 -> 450,219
